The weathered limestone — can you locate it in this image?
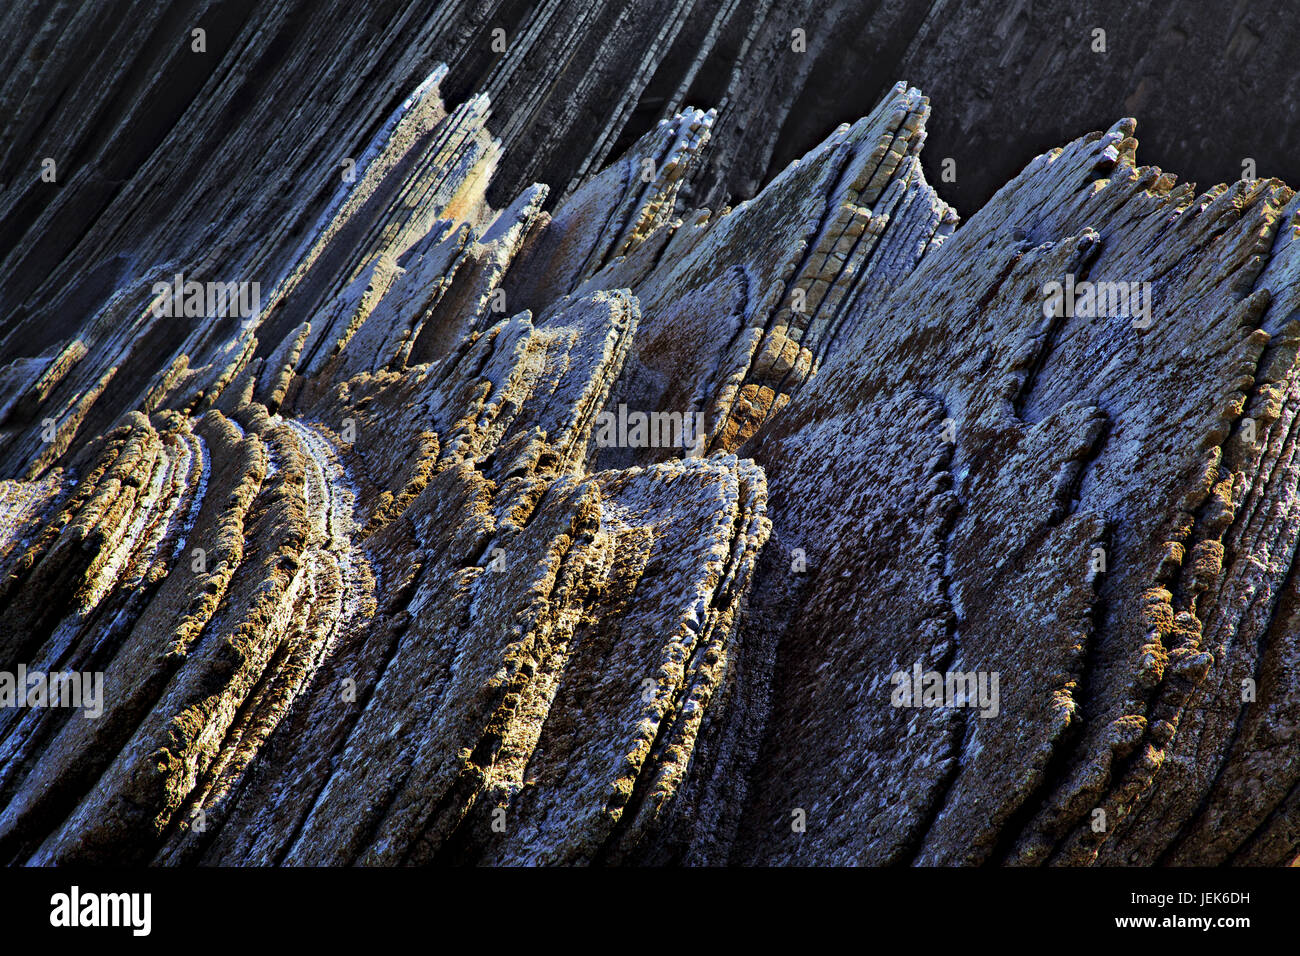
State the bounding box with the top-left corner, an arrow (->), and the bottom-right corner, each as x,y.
1,23 -> 1298,868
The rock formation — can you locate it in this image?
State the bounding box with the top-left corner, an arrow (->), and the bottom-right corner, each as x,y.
1,4 -> 1299,867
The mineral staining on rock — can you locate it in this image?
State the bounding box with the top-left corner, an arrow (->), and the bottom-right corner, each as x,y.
1,50 -> 1298,867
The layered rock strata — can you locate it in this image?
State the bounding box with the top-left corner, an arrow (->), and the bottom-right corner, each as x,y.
1,59 -> 1298,866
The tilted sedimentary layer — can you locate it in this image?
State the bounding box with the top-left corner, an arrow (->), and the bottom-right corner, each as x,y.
1,59 -> 1299,865
5,0 -> 1300,306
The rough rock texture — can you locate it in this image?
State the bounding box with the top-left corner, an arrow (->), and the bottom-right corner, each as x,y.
6,0 -> 1300,350
2,7 -> 1300,867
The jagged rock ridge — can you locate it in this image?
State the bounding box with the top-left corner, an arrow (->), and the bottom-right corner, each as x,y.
1,65 -> 1298,866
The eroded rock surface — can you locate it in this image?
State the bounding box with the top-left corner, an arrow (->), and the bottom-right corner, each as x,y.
1,44 -> 1299,866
